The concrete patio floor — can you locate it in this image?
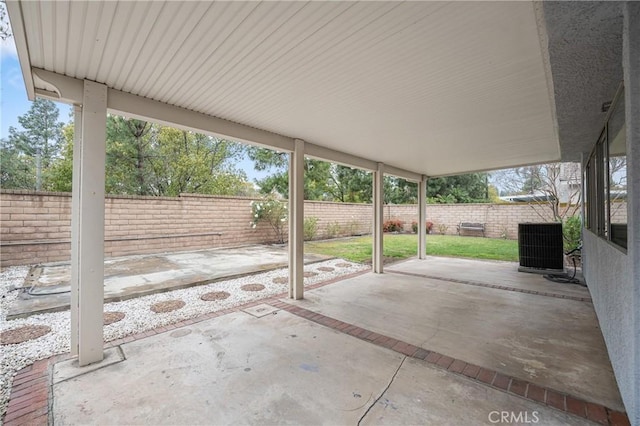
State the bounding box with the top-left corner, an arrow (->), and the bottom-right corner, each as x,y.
49,257 -> 626,425
8,245 -> 329,319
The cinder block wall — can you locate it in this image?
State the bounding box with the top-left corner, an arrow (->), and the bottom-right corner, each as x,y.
1,190 -> 606,267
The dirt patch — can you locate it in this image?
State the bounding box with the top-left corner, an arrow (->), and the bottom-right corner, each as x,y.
304,271 -> 318,278
335,262 -> 353,268
200,291 -> 231,301
150,300 -> 186,313
241,284 -> 266,292
103,312 -> 126,325
1,325 -> 51,345
316,267 -> 335,272
272,277 -> 288,285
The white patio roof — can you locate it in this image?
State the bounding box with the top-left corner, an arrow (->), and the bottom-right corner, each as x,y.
8,0 -> 561,178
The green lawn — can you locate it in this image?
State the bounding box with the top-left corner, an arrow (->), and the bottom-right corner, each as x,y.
305,234 -> 519,263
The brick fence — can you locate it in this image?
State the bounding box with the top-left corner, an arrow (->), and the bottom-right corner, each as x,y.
0,190 -> 603,267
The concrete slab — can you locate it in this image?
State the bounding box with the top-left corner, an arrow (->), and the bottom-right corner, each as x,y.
361,357 -> 593,425
242,303 -> 279,318
53,347 -> 125,385
52,311 -> 404,425
389,257 -> 590,299
293,269 -> 624,411
9,245 -> 330,319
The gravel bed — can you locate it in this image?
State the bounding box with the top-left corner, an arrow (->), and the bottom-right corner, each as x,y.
0,259 -> 367,419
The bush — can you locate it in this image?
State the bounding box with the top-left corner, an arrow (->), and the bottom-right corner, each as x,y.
347,220 -> 362,236
250,193 -> 288,244
411,221 -> 434,234
437,224 -> 448,235
383,219 -> 404,233
304,217 -> 319,241
326,221 -> 342,238
563,215 -> 581,252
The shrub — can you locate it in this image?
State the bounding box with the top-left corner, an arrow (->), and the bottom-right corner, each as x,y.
383,219 -> 404,233
250,193 -> 288,244
326,221 -> 342,238
437,223 -> 448,235
347,219 -> 362,236
563,215 -> 581,252
304,217 -> 319,241
411,221 -> 434,234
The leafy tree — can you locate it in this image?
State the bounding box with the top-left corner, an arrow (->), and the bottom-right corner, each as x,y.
147,127 -> 247,196
427,173 -> 489,203
326,165 -> 371,203
105,116 -> 154,195
247,147 -> 334,200
0,141 -> 35,189
44,115 -> 251,197
1,0 -> 11,41
3,99 -> 64,190
44,124 -> 74,192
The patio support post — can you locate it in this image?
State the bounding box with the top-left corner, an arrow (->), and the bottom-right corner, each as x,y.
71,80 -> 107,366
70,105 -> 82,357
418,175 -> 427,259
288,139 -> 305,299
373,162 -> 384,273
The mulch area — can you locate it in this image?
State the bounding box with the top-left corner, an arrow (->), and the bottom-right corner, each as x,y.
150,300 -> 186,313
1,325 -> 51,345
240,284 -> 265,292
103,312 -> 126,325
200,291 -> 231,301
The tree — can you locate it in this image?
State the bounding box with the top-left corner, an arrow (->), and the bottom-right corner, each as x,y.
146,127 -> 247,196
3,99 -> 64,190
44,124 -> 74,192
491,163 -> 581,222
44,115 -> 251,197
1,0 -> 11,41
427,173 -> 489,203
105,116 -> 154,195
247,147 -> 334,200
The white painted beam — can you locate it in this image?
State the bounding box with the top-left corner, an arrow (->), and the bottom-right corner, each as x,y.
5,1 -> 35,100
76,80 -> 107,366
289,139 -> 305,299
384,165 -> 422,183
373,163 -> 384,273
418,175 -> 427,259
70,105 -> 82,357
304,143 -> 377,171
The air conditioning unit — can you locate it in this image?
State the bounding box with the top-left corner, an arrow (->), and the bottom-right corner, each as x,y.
518,223 -> 564,273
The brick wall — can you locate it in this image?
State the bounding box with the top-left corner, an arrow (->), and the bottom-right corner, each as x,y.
1,190 -> 613,267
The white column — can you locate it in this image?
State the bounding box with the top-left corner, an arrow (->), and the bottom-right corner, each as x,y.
373,163 -> 384,273
70,105 -> 82,357
288,139 -> 305,299
72,80 -> 107,366
418,175 -> 427,259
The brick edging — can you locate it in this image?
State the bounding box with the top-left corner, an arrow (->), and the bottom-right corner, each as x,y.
387,269 -> 593,303
268,300 -> 629,426
3,359 -> 50,425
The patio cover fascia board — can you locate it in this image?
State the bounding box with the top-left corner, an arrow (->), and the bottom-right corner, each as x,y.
31,68 -> 423,182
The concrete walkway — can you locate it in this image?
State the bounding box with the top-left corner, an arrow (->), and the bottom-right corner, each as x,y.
46,257 -> 626,425
9,245 -> 329,319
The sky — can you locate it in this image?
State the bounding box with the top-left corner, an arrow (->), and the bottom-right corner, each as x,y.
0,31 -> 268,183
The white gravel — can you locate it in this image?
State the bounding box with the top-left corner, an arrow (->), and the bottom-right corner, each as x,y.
0,259 -> 367,419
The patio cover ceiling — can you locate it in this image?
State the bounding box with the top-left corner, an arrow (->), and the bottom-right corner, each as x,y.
8,1 -> 562,178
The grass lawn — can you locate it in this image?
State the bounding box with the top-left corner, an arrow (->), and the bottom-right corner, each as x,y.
305,234 -> 519,263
